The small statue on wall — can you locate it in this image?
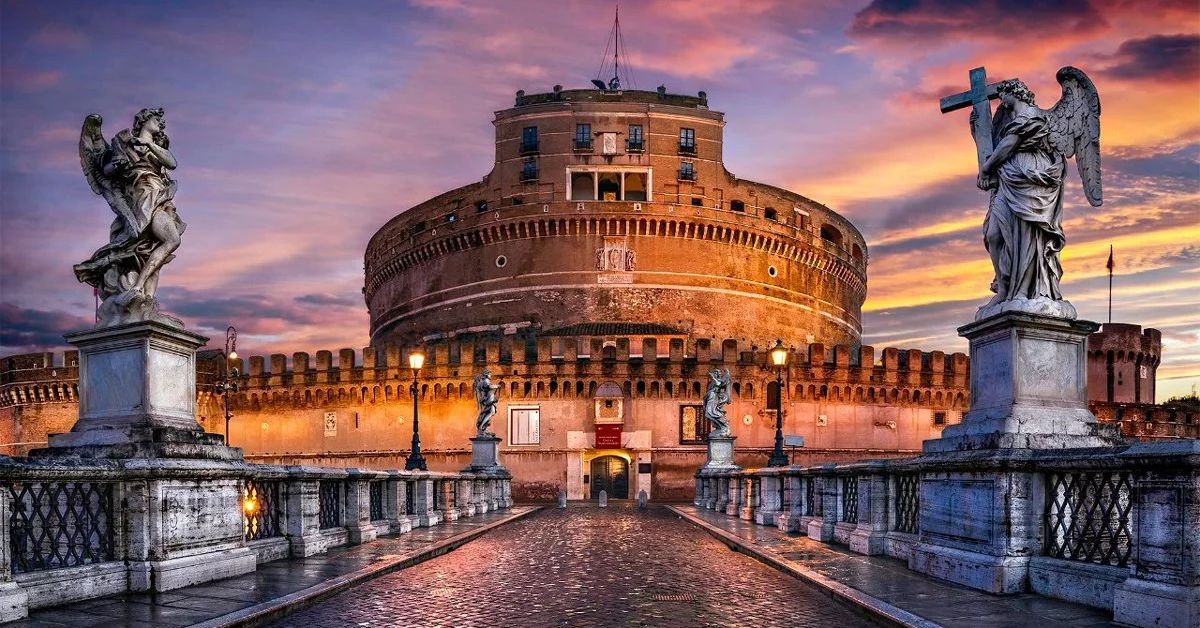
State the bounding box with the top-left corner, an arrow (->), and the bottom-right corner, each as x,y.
704,367 -> 732,436
474,368 -> 500,435
76,108 -> 186,327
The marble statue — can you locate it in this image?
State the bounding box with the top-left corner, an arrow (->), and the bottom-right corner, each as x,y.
958,67 -> 1102,321
76,108 -> 186,327
703,367 -> 732,436
473,368 -> 499,435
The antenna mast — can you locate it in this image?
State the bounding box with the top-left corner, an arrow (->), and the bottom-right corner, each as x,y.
593,3 -> 635,91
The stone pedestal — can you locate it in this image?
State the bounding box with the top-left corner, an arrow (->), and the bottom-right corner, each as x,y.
925,313 -> 1120,453
32,321 -> 239,461
703,434 -> 738,470
465,433 -> 507,474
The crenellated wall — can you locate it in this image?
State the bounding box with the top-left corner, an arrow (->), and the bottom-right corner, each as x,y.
1086,323 -> 1161,404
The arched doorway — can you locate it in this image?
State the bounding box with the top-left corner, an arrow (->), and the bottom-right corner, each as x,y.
590,455 -> 629,499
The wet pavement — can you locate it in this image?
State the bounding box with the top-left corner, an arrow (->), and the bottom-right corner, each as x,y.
270,503 -> 876,628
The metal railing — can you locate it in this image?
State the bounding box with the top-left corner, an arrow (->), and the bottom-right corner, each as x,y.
893,473 -> 920,534
244,477 -> 284,541
841,476 -> 859,524
1044,470 -> 1134,567
6,481 -> 116,574
369,481 -> 384,521
318,480 -> 342,530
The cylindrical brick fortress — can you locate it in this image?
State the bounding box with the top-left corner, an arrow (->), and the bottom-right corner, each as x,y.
365,88 -> 867,347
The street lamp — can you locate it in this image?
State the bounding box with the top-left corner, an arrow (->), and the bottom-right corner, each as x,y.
404,350 -> 427,471
767,339 -> 789,467
212,326 -> 240,446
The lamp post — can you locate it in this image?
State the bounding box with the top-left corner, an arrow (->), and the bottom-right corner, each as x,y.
212,326 -> 240,446
767,339 -> 789,467
404,350 -> 427,471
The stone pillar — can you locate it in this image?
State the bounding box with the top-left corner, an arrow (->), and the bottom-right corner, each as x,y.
466,434 -> 507,475
1113,441 -> 1200,628
756,472 -> 782,525
457,477 -> 475,517
440,478 -> 460,521
411,475 -> 441,527
474,479 -> 489,514
807,466 -> 836,542
285,471 -> 325,557
775,471 -> 806,533
0,490 -> 29,622
501,478 -> 514,508
693,475 -> 705,508
725,473 -> 742,516
714,474 -> 729,512
703,434 -> 738,471
849,462 -> 889,555
344,470 -> 378,545
384,472 -> 412,535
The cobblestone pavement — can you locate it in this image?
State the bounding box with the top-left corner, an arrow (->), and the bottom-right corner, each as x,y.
271,503 -> 875,628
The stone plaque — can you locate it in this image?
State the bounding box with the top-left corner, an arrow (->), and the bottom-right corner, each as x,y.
1016,336 -> 1078,402
82,347 -> 143,417
324,411 -> 337,436
921,479 -> 994,545
147,346 -> 192,417
602,132 -> 617,155
969,337 -> 1011,410
162,483 -> 242,552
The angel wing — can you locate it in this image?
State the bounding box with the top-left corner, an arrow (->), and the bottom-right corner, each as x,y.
78,114 -> 139,236
1044,66 -> 1102,206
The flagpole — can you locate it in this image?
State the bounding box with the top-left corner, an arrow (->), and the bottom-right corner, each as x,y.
1107,244 -> 1113,324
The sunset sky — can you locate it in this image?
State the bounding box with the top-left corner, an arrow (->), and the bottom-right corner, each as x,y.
2,0 -> 1197,399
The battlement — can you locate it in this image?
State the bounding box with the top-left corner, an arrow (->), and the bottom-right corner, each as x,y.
1088,323 -> 1162,362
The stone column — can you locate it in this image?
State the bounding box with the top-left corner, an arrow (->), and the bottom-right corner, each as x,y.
502,477 -> 514,508
473,479 -> 489,514
807,465 -> 837,542
775,470 -> 806,533
285,470 -> 325,557
344,470 -> 378,545
693,475 -> 705,508
756,471 -> 781,525
714,474 -> 729,512
725,473 -> 742,517
0,489 -> 29,622
440,477 -> 460,521
411,475 -> 440,527
384,472 -> 412,535
457,476 -> 475,517
740,476 -> 756,520
1113,441 -> 1200,628
849,461 -> 889,555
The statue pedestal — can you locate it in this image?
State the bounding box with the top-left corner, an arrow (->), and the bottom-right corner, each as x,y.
703,435 -> 739,470
925,312 -> 1120,453
465,433 -> 508,475
911,311 -> 1122,594
31,320 -> 240,460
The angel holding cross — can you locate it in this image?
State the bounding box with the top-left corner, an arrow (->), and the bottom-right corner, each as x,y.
945,67 -> 1101,321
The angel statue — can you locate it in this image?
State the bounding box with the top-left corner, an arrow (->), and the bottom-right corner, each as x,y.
75,107 -> 186,327
967,67 -> 1101,321
473,368 -> 500,435
703,367 -> 732,437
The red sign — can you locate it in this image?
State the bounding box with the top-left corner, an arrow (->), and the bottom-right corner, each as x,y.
595,424 -> 622,448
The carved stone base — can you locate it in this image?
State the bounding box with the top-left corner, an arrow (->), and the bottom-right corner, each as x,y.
703,435 -> 738,470
464,434 -> 509,475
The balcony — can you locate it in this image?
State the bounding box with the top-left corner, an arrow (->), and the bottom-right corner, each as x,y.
678,142 -> 696,155
574,139 -> 593,151
626,139 -> 644,153
678,169 -> 695,182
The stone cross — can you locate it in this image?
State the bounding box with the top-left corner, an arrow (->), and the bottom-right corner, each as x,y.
939,66 -> 1003,170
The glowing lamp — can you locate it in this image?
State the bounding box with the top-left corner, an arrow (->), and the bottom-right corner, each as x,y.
408,351 -> 425,371
228,350 -> 238,361
769,339 -> 788,368
242,496 -> 259,516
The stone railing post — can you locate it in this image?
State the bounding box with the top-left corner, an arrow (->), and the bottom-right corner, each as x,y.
410,473 -> 440,527
694,474 -> 705,508
384,471 -> 412,535
457,476 -> 475,517
1113,441 -> 1200,628
473,478 -> 489,514
714,474 -> 730,512
284,467 -> 323,557
756,469 -> 782,525
439,476 -> 460,521
776,469 -> 805,533
501,477 -> 513,508
344,469 -> 378,545
0,488 -> 29,622
725,472 -> 743,517
849,460 -> 889,555
807,465 -> 837,542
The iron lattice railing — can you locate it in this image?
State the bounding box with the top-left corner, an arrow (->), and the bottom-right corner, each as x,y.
405,481 -> 416,515
6,481 -> 116,574
841,476 -> 859,524
804,477 -> 815,516
244,478 -> 283,542
369,481 -> 385,521
318,480 -> 342,530
1044,471 -> 1134,567
894,474 -> 920,534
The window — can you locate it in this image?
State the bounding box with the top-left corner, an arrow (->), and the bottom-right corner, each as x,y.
475,200 -> 488,213
571,171 -> 596,200
509,407 -> 540,444
575,124 -> 592,150
679,404 -> 708,445
597,172 -> 620,201
446,212 -> 457,224
520,158 -> 538,181
511,196 -> 523,205
933,411 -> 947,426
411,220 -> 426,234
730,200 -> 745,212
520,126 -> 538,154
766,380 -> 781,409
679,128 -> 696,153
820,224 -> 844,246
679,162 -> 695,181
624,172 -> 647,202
764,207 -> 778,221
627,124 -> 644,151
691,197 -> 703,206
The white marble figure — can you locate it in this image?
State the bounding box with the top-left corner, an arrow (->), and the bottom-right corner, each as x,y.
76,108 -> 186,328
969,68 -> 1101,321
473,368 -> 499,435
703,367 -> 732,436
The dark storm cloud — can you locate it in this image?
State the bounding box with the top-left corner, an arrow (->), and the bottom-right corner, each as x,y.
1100,34 -> 1200,81
1107,142 -> 1200,180
156,287 -> 354,333
848,0 -> 1106,41
294,293 -> 359,307
0,303 -> 91,349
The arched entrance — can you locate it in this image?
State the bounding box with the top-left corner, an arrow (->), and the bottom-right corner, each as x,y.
590,455 -> 629,499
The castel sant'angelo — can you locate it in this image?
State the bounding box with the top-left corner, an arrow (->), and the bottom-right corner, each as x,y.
1,81 -> 1180,501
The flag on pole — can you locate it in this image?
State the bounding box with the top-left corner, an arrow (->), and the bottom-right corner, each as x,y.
1106,245 -> 1114,274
